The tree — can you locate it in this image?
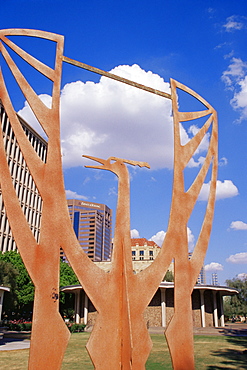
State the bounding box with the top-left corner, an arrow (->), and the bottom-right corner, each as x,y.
0,251 -> 34,318
59,259 -> 79,320
0,251 -> 79,320
0,259 -> 19,316
163,270 -> 174,282
224,277 -> 247,318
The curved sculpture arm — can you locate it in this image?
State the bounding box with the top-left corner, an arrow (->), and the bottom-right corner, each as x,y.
0,71 -> 45,188
181,114 -> 213,167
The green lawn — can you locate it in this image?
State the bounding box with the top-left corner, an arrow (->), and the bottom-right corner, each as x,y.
0,333 -> 247,369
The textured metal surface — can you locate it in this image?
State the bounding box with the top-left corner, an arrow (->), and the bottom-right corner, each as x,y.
0,29 -> 218,370
62,56 -> 172,100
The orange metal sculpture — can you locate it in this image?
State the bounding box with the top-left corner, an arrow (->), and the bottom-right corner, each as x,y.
0,29 -> 218,369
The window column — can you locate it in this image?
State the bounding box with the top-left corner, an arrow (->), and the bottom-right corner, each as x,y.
75,290 -> 81,324
161,288 -> 166,327
212,291 -> 218,327
84,293 -> 89,325
200,290 -> 206,328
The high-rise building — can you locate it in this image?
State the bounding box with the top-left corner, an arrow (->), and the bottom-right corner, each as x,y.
212,272 -> 219,286
188,252 -> 206,284
67,199 -> 112,261
0,101 -> 47,253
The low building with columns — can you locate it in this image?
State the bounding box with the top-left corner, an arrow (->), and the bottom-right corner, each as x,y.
61,282 -> 238,328
0,286 -> 10,321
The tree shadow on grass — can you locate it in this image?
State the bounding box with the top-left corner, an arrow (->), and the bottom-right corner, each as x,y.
207,336 -> 247,370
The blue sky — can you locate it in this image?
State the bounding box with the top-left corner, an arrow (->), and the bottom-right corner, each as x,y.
1,0 -> 247,284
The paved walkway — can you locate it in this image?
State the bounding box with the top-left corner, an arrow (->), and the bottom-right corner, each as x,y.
1,324 -> 247,351
149,323 -> 247,336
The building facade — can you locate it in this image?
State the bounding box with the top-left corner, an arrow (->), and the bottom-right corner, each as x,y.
94,238 -> 173,275
131,238 -> 160,261
0,101 -> 47,253
67,199 -> 112,261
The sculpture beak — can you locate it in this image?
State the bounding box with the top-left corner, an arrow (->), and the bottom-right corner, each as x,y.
82,154 -> 107,169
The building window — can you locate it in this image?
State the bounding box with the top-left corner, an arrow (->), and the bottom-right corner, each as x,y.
139,250 -> 144,256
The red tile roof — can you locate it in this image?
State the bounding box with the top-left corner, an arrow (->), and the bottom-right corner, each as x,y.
131,238 -> 159,248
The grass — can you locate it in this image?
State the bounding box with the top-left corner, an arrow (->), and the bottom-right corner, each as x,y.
0,333 -> 247,369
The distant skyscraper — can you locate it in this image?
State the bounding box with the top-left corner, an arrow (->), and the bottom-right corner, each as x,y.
67,199 -> 112,261
212,272 -> 219,286
0,101 -> 47,253
188,252 -> 206,284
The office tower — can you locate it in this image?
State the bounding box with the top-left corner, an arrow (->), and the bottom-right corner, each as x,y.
0,101 -> 47,252
188,252 -> 206,284
67,199 -> 112,261
212,272 -> 219,286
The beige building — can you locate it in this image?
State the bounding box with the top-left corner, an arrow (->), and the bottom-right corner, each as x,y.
94,237 -> 173,275
0,101 -> 47,252
131,238 -> 160,261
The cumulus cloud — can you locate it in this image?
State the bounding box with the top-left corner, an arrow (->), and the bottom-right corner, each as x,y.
219,157 -> 228,166
18,64 -> 212,170
149,230 -> 166,247
223,15 -> 246,32
237,273 -> 247,280
65,189 -> 87,200
230,221 -> 247,230
131,229 -> 140,238
231,75 -> 247,121
222,58 -> 247,122
226,252 -> 247,264
221,58 -> 247,89
149,227 -> 194,249
204,262 -> 223,272
199,180 -> 239,201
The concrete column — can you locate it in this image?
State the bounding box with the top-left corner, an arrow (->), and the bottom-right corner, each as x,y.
161,288 -> 166,327
84,293 -> 88,325
0,290 -> 3,321
75,290 -> 81,324
199,290 -> 206,328
212,291 -> 218,328
219,293 -> 225,327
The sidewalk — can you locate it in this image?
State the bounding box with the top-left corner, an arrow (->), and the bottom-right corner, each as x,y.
149,323 -> 247,336
0,331 -> 31,351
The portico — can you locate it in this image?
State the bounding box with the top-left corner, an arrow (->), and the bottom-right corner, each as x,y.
61,282 -> 238,328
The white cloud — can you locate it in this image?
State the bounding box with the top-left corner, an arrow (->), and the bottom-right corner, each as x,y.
199,180 -> 239,201
221,58 -> 247,122
226,252 -> 247,264
131,229 -> 140,238
231,75 -> 247,122
219,157 -> 228,166
65,189 -> 87,200
60,64 -> 173,169
149,230 -> 166,247
187,227 -> 195,251
149,227 -> 194,249
223,15 -> 246,32
18,64 -> 212,171
204,262 -> 223,272
230,221 -> 247,230
221,58 -> 247,89
237,273 -> 247,280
